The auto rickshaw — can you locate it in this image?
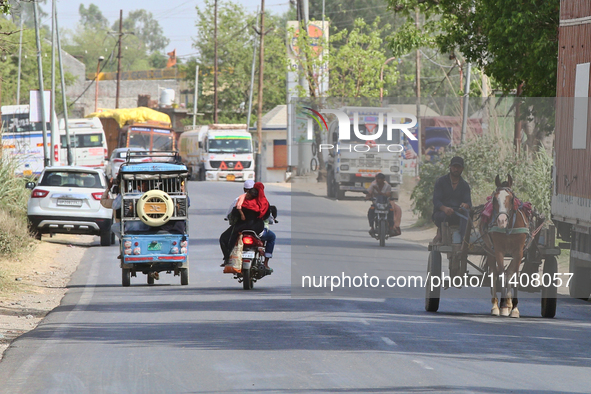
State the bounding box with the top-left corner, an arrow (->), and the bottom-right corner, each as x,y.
116,151 -> 189,286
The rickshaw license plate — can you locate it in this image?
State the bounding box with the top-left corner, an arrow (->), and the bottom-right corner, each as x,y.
364,182 -> 372,189
23,170 -> 33,176
226,174 -> 236,181
148,243 -> 162,251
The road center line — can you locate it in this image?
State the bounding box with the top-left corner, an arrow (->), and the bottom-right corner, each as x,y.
413,359 -> 434,370
381,336 -> 396,346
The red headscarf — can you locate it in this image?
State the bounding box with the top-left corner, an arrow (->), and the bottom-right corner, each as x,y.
241,182 -> 269,218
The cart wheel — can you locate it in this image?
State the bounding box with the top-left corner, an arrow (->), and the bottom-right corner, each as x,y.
180,268 -> 189,285
425,251 -> 442,312
122,269 -> 131,287
541,256 -> 557,318
147,273 -> 155,285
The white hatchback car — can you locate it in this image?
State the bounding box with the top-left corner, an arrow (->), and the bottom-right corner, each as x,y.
105,148 -> 151,180
27,167 -> 113,246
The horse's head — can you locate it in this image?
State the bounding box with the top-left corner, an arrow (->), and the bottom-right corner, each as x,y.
493,175 -> 514,229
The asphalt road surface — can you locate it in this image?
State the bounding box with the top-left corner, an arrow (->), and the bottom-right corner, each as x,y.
0,181 -> 590,393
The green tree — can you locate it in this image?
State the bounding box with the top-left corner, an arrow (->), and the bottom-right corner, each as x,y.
114,9 -> 169,53
79,3 -> 109,30
63,5 -> 169,74
1,1 -> 10,15
190,0 -> 286,124
0,17 -> 71,106
387,0 -> 559,97
289,17 -> 398,98
5,0 -> 48,31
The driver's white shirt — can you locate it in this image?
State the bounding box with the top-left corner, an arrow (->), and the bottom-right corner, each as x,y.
367,181 -> 392,196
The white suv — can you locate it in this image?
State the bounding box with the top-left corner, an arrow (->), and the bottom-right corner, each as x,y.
27,167 -> 113,246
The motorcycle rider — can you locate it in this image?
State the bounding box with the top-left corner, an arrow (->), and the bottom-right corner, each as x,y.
365,173 -> 402,237
219,182 -> 269,267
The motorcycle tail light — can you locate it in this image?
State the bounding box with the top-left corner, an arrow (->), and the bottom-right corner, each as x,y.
180,240 -> 187,247
180,247 -> 187,254
124,241 -> 132,248
124,248 -> 132,255
133,247 -> 141,255
171,247 -> 179,254
243,236 -> 254,245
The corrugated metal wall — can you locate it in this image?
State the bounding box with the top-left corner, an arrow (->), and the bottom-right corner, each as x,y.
555,0 -> 591,199
560,0 -> 591,19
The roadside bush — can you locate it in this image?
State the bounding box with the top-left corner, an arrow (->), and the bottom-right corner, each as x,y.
0,158 -> 34,256
411,135 -> 552,221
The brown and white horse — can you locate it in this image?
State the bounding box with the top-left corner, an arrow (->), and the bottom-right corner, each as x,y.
487,175 -> 529,318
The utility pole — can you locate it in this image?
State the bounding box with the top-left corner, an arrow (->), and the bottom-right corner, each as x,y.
111,10 -> 133,108
16,13 -> 24,104
514,83 -> 523,152
213,0 -> 218,123
246,8 -> 259,130
415,7 -> 421,176
116,10 -> 123,108
33,0 -> 50,167
461,62 -> 472,144
55,2 -> 72,165
50,0 -> 57,165
192,65 -> 199,128
255,0 -> 265,181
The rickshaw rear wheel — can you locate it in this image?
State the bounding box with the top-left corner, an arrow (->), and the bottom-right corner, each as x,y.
180,268 -> 189,285
122,269 -> 131,287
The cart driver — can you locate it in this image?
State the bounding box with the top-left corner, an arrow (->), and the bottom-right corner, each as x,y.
432,156 -> 472,244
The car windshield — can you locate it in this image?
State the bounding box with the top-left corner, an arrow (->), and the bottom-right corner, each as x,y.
208,138 -> 252,153
39,171 -> 102,188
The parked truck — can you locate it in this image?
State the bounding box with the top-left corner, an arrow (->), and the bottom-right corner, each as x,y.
325,106 -> 403,200
552,1 -> 591,299
178,124 -> 255,181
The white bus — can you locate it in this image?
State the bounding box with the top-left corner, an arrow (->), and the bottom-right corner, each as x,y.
1,105 -> 54,177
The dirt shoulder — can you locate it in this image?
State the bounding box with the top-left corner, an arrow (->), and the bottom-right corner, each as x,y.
0,234 -> 90,361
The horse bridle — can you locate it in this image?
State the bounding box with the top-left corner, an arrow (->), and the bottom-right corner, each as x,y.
493,187 -> 515,227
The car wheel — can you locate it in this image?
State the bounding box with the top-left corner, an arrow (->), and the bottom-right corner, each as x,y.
100,226 -> 111,246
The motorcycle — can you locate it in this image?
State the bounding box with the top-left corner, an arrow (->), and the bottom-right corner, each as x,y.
228,230 -> 269,290
369,195 -> 393,247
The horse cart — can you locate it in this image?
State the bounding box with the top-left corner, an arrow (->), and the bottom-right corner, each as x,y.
425,205 -> 561,318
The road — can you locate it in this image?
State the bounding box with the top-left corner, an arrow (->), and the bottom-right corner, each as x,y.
0,181 -> 590,393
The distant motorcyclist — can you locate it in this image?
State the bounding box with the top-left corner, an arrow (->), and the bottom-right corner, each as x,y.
365,173 -> 402,237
